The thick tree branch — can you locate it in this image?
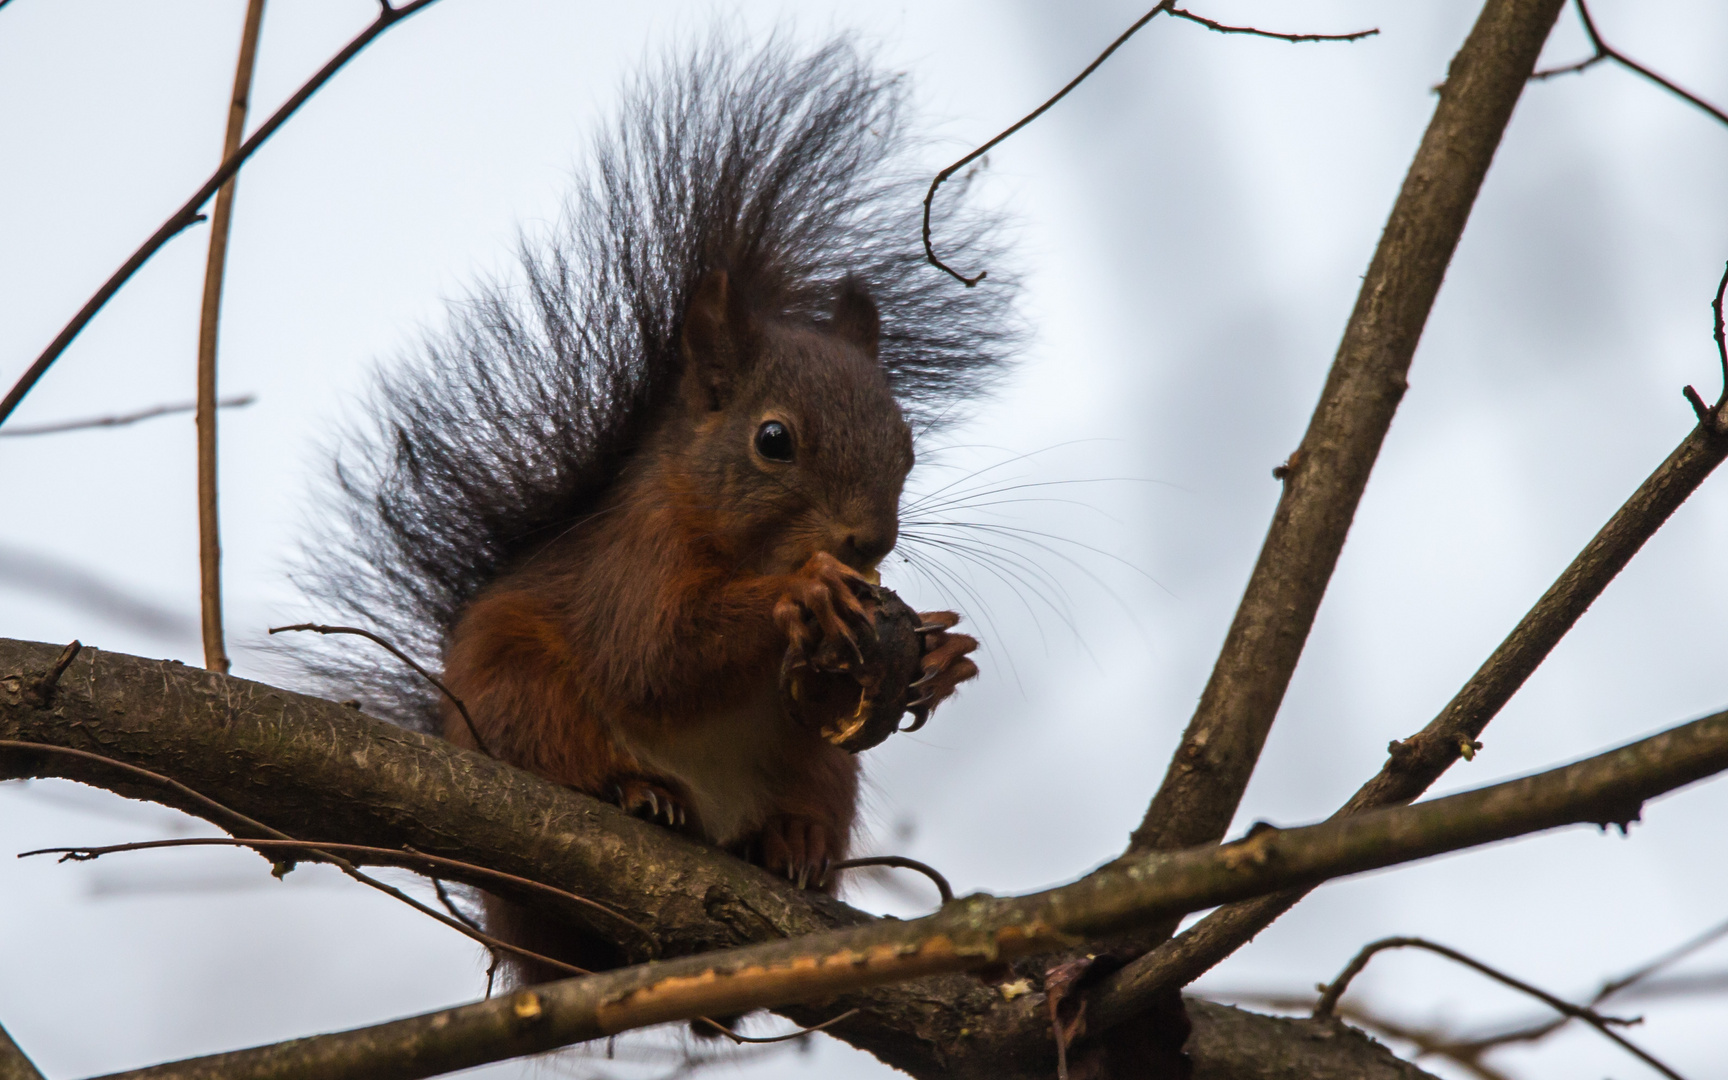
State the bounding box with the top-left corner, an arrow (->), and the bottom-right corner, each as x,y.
5,640 -> 1722,1078
39,683 -> 1722,1079
1130,0 -> 1568,856
0,1023 -> 44,1080
1091,359 -> 1728,1030
0,0 -> 444,429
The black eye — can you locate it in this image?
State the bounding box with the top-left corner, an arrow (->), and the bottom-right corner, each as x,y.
754,420 -> 794,462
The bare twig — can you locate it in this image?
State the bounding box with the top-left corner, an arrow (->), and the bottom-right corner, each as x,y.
1166,6 -> 1378,43
17,835 -> 653,951
1686,261 -> 1728,420
921,3 -> 1375,285
0,0 -> 446,429
195,0 -> 266,676
432,876 -> 486,934
77,703 -> 1728,1080
0,1021 -> 45,1080
1314,937 -> 1685,1080
0,395 -> 254,436
1531,0 -> 1728,126
1228,911 -> 1728,1073
696,1009 -> 859,1045
922,3 -> 1171,286
827,856 -> 954,905
16,641 -> 82,710
0,739 -> 581,979
269,623 -> 492,757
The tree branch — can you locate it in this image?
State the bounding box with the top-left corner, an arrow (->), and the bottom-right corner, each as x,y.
0,0 -> 445,429
45,684 -> 1725,1079
1089,297 -> 1728,1030
1130,0 -> 1569,857
5,640 -> 1723,1078
0,1023 -> 44,1080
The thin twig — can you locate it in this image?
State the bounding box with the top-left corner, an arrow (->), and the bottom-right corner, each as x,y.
1313,937 -> 1685,1080
922,3 -> 1171,286
269,623 -> 492,757
0,739 -> 582,979
1689,260 -> 1728,420
1166,6 -> 1377,43
1531,0 -> 1728,126
17,640 -> 82,710
432,876 -> 486,933
0,0 -> 446,429
921,3 -> 1376,285
827,856 -> 954,904
696,1009 -> 860,1044
195,0 -> 266,676
18,835 -> 653,951
0,395 -> 254,437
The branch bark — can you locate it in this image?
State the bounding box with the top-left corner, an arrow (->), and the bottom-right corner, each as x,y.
5,640 -> 1722,1078
1129,0 -> 1568,856
36,672 -> 1720,1079
0,1023 -> 44,1080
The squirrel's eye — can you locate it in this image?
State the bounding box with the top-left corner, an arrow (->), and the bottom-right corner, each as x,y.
754,420 -> 795,462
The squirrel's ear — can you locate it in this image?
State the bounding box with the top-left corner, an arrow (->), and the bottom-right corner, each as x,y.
830,278 -> 879,361
680,270 -> 752,411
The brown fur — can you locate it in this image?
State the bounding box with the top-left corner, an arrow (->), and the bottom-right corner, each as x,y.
439,275 -> 976,920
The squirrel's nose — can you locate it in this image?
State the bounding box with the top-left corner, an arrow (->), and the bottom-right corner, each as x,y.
842,528 -> 896,570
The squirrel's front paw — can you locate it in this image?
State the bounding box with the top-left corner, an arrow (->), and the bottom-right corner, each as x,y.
774,551 -> 873,684
611,776 -> 690,829
904,610 -> 979,729
741,814 -> 838,890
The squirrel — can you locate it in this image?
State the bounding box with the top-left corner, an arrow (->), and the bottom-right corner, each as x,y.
291,35 -> 1017,971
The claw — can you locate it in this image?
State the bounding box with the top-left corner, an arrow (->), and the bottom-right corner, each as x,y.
900,704 -> 931,733
915,622 -> 948,635
645,791 -> 659,818
796,865 -> 810,890
908,669 -> 939,690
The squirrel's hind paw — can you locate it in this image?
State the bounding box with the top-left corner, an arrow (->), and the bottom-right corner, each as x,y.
611,777 -> 691,830
741,814 -> 838,891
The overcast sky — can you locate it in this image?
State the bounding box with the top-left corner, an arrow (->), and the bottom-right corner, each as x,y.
3,2 -> 1727,1078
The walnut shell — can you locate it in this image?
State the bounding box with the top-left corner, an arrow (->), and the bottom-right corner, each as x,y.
783,583 -> 923,753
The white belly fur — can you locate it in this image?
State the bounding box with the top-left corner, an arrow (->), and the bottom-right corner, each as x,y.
619,690 -> 789,846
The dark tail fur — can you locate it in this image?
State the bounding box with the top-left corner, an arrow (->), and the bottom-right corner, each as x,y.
286,32 -> 1019,727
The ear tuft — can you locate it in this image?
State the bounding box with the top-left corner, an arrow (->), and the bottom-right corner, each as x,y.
681,270 -> 749,410
831,278 -> 880,360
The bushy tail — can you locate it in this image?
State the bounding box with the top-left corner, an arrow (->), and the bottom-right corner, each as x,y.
283,32 -> 1020,729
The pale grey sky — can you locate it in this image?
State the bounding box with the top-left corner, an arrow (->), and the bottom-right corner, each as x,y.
3,2 -> 1726,1077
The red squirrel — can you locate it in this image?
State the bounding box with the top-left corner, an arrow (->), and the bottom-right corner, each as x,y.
293,35 -> 1017,954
